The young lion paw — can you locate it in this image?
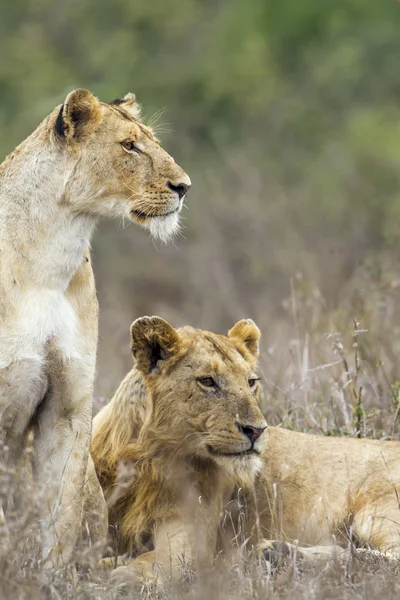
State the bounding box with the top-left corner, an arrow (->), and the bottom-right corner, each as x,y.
258,540 -> 304,568
109,559 -> 162,588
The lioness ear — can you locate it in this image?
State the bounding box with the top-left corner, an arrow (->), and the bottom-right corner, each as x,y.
55,88 -> 102,140
130,316 -> 181,374
110,93 -> 141,119
228,319 -> 260,357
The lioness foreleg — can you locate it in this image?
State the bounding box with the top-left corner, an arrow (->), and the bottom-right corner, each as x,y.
0,360 -> 47,463
34,353 -> 94,569
80,455 -> 108,555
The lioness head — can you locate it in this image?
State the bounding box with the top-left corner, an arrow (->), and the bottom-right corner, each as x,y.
53,88 -> 191,241
130,316 -> 267,478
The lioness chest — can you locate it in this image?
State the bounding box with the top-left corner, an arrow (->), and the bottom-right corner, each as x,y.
0,288 -> 81,369
0,259 -> 97,420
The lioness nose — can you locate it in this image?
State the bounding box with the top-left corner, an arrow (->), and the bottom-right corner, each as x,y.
237,423 -> 267,446
167,181 -> 191,199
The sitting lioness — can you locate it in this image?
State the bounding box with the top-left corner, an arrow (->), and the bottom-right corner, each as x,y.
92,317 -> 400,583
0,89 -> 190,568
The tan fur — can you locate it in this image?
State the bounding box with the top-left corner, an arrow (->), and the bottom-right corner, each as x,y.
93,317 -> 400,583
0,89 -> 190,569
252,427 -> 400,562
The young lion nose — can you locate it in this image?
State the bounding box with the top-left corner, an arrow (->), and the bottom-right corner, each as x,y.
237,423 -> 267,446
167,181 -> 191,199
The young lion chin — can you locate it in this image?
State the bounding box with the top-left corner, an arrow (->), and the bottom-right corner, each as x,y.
92,316 -> 400,586
0,88 -> 190,569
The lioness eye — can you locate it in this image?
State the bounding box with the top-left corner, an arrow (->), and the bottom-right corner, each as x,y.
198,377 -> 216,388
249,377 -> 260,388
121,140 -> 141,153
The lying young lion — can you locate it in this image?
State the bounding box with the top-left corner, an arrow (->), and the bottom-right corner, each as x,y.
0,89 -> 190,568
92,317 -> 400,583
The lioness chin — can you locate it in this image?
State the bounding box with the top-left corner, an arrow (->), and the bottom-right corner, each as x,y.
92,317 -> 400,585
0,89 -> 190,569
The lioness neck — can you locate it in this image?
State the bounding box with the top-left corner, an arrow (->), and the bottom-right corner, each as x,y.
0,121 -> 96,291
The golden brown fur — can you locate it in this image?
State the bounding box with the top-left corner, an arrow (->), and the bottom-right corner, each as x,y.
0,88 -> 190,569
92,316 -> 266,581
92,317 -> 400,583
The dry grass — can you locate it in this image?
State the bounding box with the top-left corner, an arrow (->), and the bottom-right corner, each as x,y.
2,272 -> 400,599
2,522 -> 400,600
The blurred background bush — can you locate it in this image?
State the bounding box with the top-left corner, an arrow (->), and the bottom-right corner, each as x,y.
2,0 -> 400,434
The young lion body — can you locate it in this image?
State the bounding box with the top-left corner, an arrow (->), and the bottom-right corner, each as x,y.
0,90 -> 190,567
254,427 -> 400,562
92,317 -> 400,583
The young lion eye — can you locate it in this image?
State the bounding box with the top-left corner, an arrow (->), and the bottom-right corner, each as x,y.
121,140 -> 141,153
248,377 -> 260,388
197,377 -> 216,388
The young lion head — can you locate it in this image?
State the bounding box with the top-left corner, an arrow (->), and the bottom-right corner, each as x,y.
130,316 -> 267,479
51,88 -> 191,241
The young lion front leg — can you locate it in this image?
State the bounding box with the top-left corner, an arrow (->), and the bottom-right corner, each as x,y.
111,518 -> 199,586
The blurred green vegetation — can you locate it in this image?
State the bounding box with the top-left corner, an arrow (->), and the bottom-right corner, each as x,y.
2,0 -> 400,400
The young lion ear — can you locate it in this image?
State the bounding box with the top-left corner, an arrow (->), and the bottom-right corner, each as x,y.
55,88 -> 102,140
228,319 -> 260,358
130,316 -> 181,374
